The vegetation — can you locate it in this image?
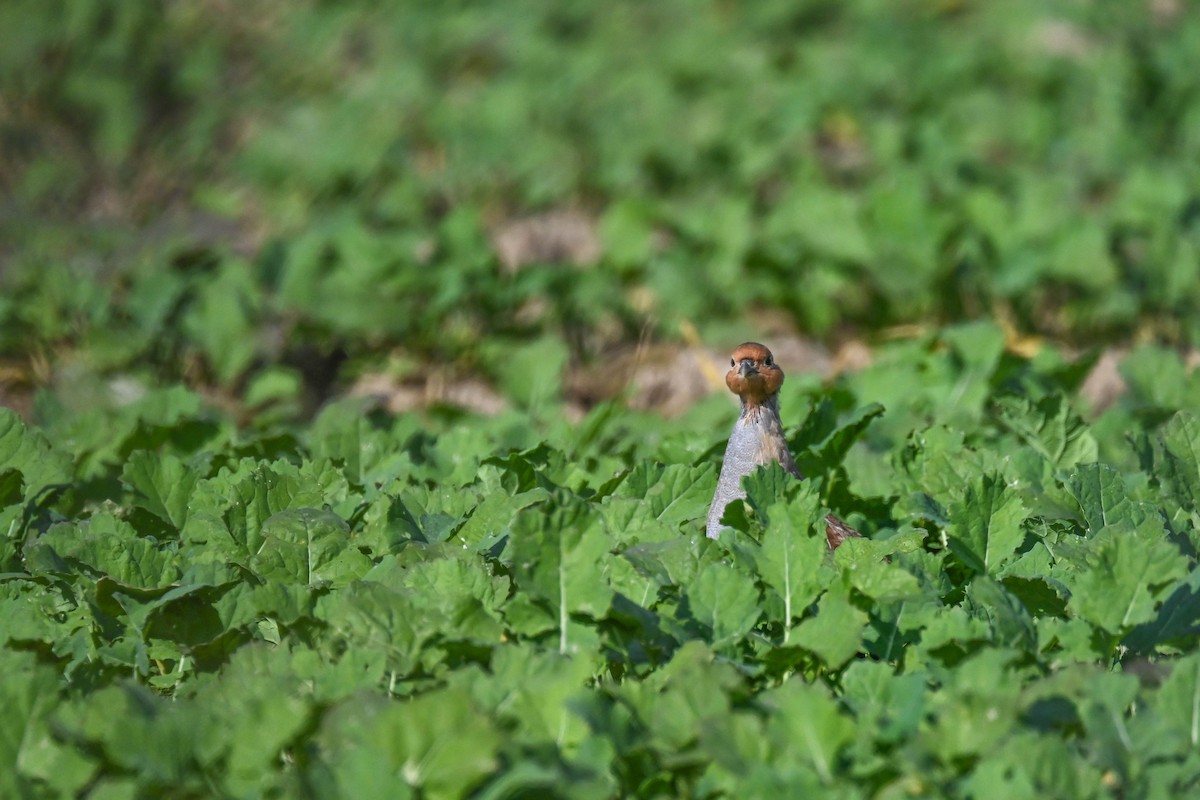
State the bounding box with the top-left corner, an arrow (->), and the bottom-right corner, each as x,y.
3,1 -> 1200,797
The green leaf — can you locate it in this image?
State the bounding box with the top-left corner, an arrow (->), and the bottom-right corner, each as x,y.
1048,220 -> 1118,290
490,336 -> 569,409
994,394 -> 1098,470
463,644 -> 595,749
834,529 -> 927,602
942,320 -> 1008,377
741,462 -> 797,516
1065,463 -> 1150,534
791,401 -> 884,477
753,486 -> 826,643
365,554 -> 508,644
200,459 -> 327,557
250,508 -> 370,587
1061,520 -> 1190,635
683,562 -> 761,649
792,585 -> 867,669
1123,570 -> 1200,655
0,408 -> 71,500
1076,672 -> 1141,774
0,650 -> 79,798
1121,345 -> 1195,411
1151,652 -> 1200,754
27,514 -> 179,589
180,261 -> 261,386
317,686 -> 501,800
1158,411 -> 1200,513
508,495 -> 612,653
967,576 -> 1035,651
946,473 -> 1028,575
315,581 -> 430,677
895,425 -> 1002,511
122,451 -> 200,530
925,649 -> 1022,759
762,678 -> 855,783
452,487 -> 549,550
840,660 -> 926,745
623,641 -> 743,752
600,461 -> 714,533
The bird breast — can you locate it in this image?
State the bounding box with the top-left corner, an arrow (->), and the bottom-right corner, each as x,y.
706,410 -> 799,538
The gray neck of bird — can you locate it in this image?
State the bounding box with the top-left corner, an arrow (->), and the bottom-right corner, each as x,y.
739,393 -> 782,424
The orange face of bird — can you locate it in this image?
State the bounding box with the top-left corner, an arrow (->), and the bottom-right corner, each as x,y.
725,342 -> 784,404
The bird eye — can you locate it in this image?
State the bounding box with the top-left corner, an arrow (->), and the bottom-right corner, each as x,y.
730,359 -> 735,367
765,356 -> 774,367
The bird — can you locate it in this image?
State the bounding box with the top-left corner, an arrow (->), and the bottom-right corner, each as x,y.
706,341 -> 862,549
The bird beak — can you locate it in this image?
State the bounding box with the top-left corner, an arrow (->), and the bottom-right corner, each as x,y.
738,360 -> 758,377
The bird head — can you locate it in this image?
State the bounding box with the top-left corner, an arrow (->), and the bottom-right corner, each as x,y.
725,342 -> 784,406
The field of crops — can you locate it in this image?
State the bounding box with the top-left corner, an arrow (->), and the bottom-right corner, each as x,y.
3,1 -> 1200,797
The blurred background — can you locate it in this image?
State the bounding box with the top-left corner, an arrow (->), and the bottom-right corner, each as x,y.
2,0 -> 1198,428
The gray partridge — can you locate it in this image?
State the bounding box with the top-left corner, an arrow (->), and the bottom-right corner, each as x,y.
706,341 -> 862,549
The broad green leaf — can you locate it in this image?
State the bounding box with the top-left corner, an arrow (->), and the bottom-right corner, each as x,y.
617,537 -> 699,592
967,576 -> 1035,651
0,650 -> 81,798
895,426 -> 1002,509
1048,220 -> 1118,289
365,554 -> 508,644
994,394 -> 1098,470
766,185 -> 874,263
0,469 -> 21,508
309,398 -> 372,486
0,408 -> 71,500
180,262 -> 260,386
491,336 -> 569,409
684,562 -> 761,649
1123,570 -> 1200,655
317,686 -> 501,800
465,644 -> 595,749
605,555 -> 662,608
599,461 -> 714,534
833,528 -> 927,602
194,659 -> 311,797
625,641 -> 743,751
909,605 -> 991,668
250,508 -> 370,587
946,473 -> 1028,575
926,649 -> 1022,760
753,486 -> 826,643
840,660 -> 926,745
1151,652 -> 1200,754
207,580 -> 314,633
943,320 -> 1008,375
741,462 -> 797,515
791,401 -> 884,476
480,443 -> 563,494
1061,520 -> 1190,635
315,581 -> 431,677
122,451 -> 199,530
453,487 -> 550,550
508,495 -> 612,653
1066,463 -> 1149,533
792,585 -> 867,669
1121,345 -> 1195,411
205,459 -> 327,556
27,514 -> 179,589
1159,411 -> 1200,513
1076,672 -> 1141,774
51,684 -> 193,785
762,678 -> 855,783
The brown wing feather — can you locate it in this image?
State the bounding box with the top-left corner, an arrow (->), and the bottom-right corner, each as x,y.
824,513 -> 862,550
